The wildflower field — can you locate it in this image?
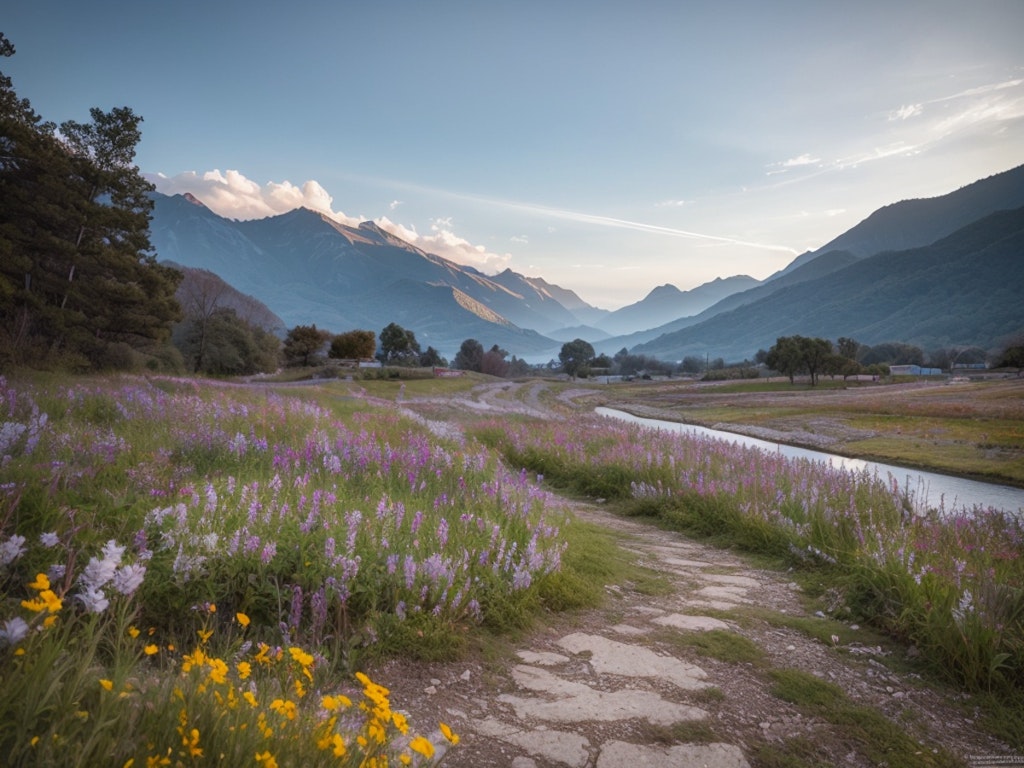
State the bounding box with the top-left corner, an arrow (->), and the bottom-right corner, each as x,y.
0,375 -> 569,767
3,373 -> 1024,765
473,413 -> 1024,694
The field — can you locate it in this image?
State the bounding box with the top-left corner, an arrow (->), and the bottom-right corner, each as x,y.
1,372 -> 1023,766
581,376 -> 1024,487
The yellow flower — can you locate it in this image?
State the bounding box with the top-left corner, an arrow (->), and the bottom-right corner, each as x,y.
440,722 -> 460,745
391,711 -> 409,735
207,658 -> 229,685
128,625 -> 141,639
43,615 -> 59,629
146,750 -> 171,767
254,751 -> 278,768
236,612 -> 250,627
197,628 -> 213,644
243,691 -> 258,708
28,573 -> 50,591
236,661 -> 252,680
99,679 -> 114,692
409,736 -> 435,759
399,754 -> 412,766
30,736 -> 40,747
329,733 -> 346,758
123,760 -> 135,768
269,698 -> 297,721
182,727 -> 202,758
207,603 -> 216,613
321,694 -> 351,712
144,644 -> 159,656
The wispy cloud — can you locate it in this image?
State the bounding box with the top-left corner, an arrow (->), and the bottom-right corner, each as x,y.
388,199 -> 403,210
655,198 -> 689,208
888,104 -> 923,121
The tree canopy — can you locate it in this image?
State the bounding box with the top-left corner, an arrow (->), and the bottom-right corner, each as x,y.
0,34 -> 182,370
559,338 -> 595,379
283,324 -> 330,367
330,329 -> 376,361
378,322 -> 421,365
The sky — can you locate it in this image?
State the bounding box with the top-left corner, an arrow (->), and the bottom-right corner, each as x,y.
5,0 -> 1024,309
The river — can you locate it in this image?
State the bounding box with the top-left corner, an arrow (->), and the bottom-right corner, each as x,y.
596,407 -> 1024,517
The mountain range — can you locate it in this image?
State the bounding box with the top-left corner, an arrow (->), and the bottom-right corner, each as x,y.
148,163 -> 1024,362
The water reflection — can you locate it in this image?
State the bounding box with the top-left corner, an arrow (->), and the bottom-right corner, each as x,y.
596,407 -> 1024,517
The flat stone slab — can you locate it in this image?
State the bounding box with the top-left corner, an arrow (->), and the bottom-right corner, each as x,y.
596,740 -> 751,768
502,665 -> 708,726
694,585 -> 749,602
556,632 -> 709,690
653,614 -> 731,632
662,556 -> 714,569
517,650 -> 571,666
702,573 -> 760,588
475,717 -> 590,768
610,623 -> 649,636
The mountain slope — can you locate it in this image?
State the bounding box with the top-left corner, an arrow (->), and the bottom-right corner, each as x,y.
148,193 -> 604,356
594,275 -> 761,336
774,164 -> 1024,276
632,206 -> 1024,361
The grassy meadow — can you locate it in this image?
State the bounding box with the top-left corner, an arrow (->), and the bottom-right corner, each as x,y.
2,372 -> 1024,763
0,374 -> 581,767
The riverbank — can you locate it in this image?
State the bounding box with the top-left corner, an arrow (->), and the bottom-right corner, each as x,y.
572,377 -> 1024,489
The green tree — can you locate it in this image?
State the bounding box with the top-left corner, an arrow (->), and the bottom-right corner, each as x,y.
836,337 -> 861,361
418,346 -> 447,368
765,336 -> 805,383
178,307 -> 279,376
801,337 -> 833,386
379,322 -> 421,365
481,344 -> 509,377
330,329 -> 376,360
558,338 -> 594,379
453,338 -> 484,372
283,324 -> 330,367
0,37 -> 181,369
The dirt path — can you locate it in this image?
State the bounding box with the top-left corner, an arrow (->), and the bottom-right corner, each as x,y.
370,381 -> 1012,767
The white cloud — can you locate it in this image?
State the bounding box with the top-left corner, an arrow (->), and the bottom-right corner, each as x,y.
655,199 -> 688,208
889,104 -> 923,121
148,169 -> 362,226
374,216 -> 512,271
510,235 -> 529,244
148,169 -> 512,272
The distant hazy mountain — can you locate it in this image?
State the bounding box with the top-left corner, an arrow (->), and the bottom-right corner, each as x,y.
594,275 -> 761,336
168,263 -> 286,334
632,205 -> 1024,362
149,193 -> 606,357
772,164 -> 1024,278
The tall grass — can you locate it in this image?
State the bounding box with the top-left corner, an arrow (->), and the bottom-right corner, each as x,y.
0,375 -> 569,764
473,414 -> 1024,693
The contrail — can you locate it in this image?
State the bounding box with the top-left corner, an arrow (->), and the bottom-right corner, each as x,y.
349,174 -> 800,255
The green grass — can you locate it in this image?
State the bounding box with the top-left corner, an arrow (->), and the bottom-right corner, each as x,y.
768,669 -> 961,768
659,628 -> 768,666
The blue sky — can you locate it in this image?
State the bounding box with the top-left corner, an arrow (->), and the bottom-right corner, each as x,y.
5,0 -> 1023,308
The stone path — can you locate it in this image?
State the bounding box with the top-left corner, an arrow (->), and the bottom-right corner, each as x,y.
444,526 -> 757,768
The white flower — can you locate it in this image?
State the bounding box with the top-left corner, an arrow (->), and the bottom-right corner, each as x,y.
0,534 -> 26,567
77,586 -> 110,614
0,617 -> 29,646
100,540 -> 125,565
39,531 -> 60,548
111,563 -> 146,596
47,563 -> 66,583
80,556 -> 117,590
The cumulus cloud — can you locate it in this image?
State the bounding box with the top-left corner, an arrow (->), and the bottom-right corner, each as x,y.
147,169 -> 512,271
371,216 -> 512,271
148,169 -> 362,226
